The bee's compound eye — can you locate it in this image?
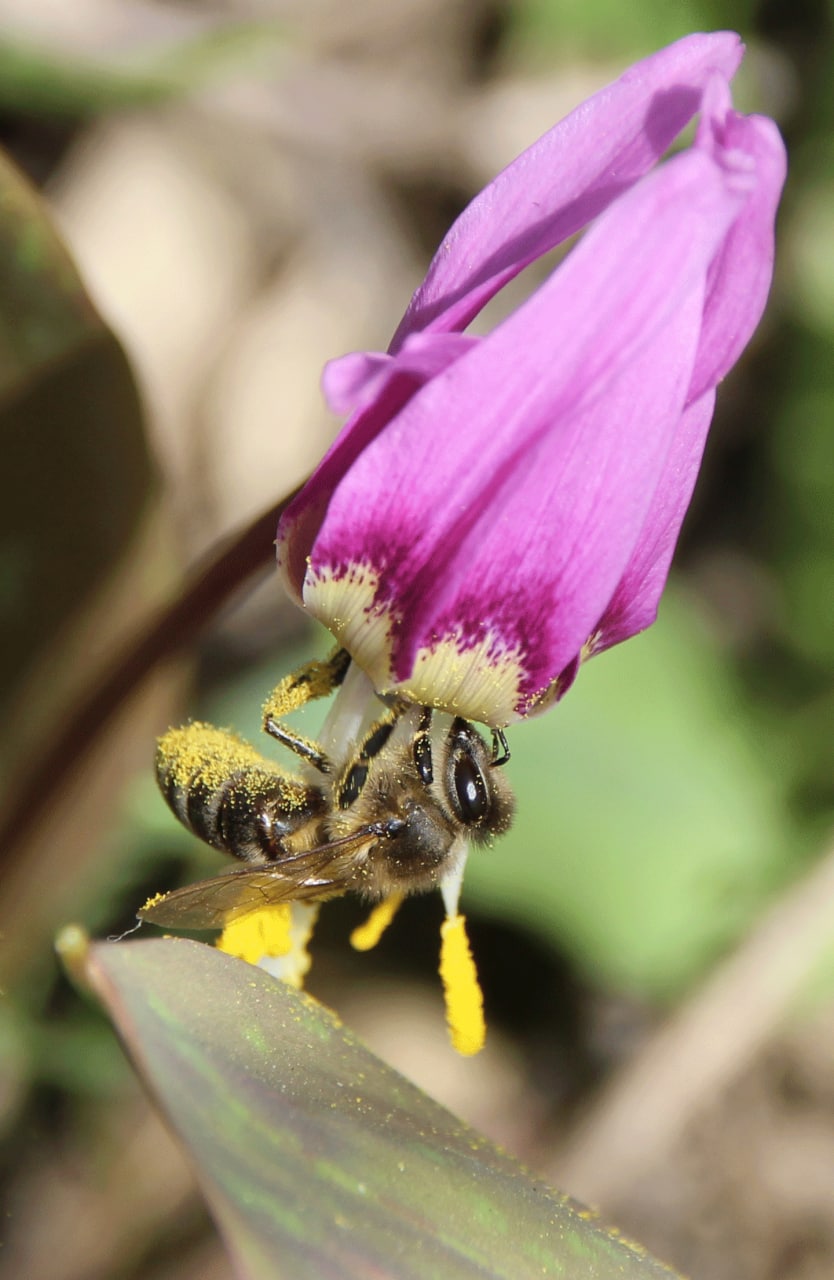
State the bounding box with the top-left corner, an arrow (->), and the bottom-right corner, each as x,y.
451,753 -> 489,825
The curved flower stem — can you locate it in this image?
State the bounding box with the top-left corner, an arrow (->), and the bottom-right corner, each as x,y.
0,487 -> 300,859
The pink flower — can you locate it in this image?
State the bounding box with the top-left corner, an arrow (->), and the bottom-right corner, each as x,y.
278,33 -> 786,728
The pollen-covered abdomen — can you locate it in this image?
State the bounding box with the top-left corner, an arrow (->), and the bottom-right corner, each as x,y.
156,723 -> 325,862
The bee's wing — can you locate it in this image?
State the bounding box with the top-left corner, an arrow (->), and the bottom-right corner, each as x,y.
137,866 -> 344,930
138,826 -> 386,930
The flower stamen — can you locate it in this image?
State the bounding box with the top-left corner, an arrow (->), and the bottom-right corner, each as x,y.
218,902 -> 319,988
439,913 -> 485,1056
349,893 -> 404,951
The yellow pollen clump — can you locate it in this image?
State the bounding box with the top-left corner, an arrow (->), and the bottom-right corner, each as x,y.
156,723 -> 309,815
349,894 -> 404,951
218,904 -> 293,966
141,891 -> 168,913
439,913 -> 486,1056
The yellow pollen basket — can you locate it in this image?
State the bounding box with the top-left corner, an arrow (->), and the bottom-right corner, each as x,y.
439,913 -> 486,1056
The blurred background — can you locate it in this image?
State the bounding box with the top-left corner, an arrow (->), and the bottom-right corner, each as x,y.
0,1 -> 832,1277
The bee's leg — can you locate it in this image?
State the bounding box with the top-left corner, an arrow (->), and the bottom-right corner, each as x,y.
262,647 -> 352,774
335,704 -> 409,810
490,728 -> 511,768
264,646 -> 352,719
412,707 -> 434,785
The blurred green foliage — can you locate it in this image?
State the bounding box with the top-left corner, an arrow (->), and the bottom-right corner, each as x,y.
0,151 -> 153,737
0,26 -> 282,117
468,590 -> 800,999
509,0 -> 759,62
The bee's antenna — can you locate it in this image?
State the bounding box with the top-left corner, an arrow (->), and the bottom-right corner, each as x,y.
375,817 -> 407,838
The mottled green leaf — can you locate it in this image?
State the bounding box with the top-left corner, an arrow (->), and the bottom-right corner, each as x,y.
0,149 -> 154,738
71,934 -> 682,1280
0,147 -> 100,399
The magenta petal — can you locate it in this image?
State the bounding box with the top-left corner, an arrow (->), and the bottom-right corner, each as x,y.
279,376 -> 419,601
302,148 -> 746,723
687,91 -> 787,402
584,86 -> 785,652
592,390 -> 716,652
282,333 -> 479,597
322,351 -> 394,416
322,333 -> 478,416
390,32 -> 743,351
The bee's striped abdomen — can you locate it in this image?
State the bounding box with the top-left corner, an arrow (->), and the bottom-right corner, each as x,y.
156,723 -> 325,863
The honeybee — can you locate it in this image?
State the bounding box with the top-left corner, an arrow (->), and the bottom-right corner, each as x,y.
140,647 -> 514,930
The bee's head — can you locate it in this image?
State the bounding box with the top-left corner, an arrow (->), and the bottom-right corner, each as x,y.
349,710 -> 515,898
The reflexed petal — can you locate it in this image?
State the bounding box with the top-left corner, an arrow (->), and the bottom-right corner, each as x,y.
322,333 -> 477,416
687,82 -> 787,402
592,99 -> 785,650
301,149 -> 747,724
391,32 -> 744,349
322,351 -> 394,417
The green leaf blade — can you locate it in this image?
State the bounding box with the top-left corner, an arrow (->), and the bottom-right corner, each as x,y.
75,936 -> 683,1280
